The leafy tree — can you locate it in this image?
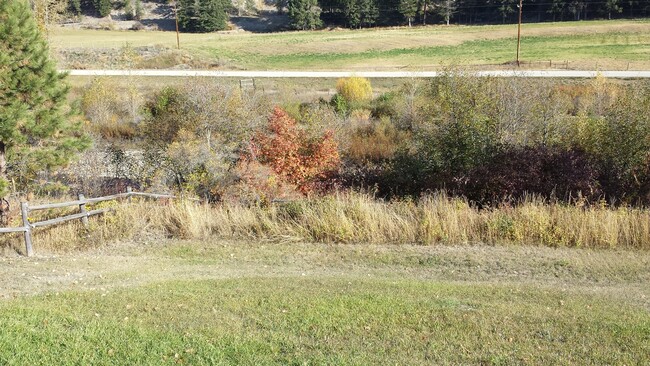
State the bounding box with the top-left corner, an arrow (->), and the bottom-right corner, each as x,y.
288,0 -> 323,30
399,0 -> 418,26
0,0 -> 90,223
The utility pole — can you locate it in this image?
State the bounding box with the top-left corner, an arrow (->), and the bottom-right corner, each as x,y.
516,0 -> 523,67
174,1 -> 180,49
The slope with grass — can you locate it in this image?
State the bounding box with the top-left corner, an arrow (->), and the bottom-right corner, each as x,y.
50,20 -> 650,70
0,240 -> 649,365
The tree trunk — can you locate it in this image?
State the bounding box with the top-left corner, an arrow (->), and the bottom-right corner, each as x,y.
0,142 -> 9,227
422,2 -> 427,25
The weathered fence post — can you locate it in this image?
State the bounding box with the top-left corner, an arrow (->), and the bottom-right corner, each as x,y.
127,186 -> 132,203
78,193 -> 89,227
20,202 -> 33,257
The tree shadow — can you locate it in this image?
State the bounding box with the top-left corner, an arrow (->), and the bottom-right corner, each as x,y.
230,11 -> 289,33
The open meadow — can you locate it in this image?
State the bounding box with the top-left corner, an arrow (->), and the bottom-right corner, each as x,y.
50,19 -> 650,70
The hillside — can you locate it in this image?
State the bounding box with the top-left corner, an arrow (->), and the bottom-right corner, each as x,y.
50,19 -> 650,71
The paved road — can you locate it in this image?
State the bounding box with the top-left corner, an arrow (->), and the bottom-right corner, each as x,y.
65,70 -> 650,78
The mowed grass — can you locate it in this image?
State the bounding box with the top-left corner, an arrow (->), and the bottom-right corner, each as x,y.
1,277 -> 648,365
1,241 -> 649,365
49,19 -> 650,70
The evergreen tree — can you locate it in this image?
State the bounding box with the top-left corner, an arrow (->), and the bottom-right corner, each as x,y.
124,0 -> 134,20
0,0 -> 90,224
134,0 -> 143,20
343,0 -> 362,28
94,0 -> 111,16
288,0 -> 323,29
359,0 -> 378,27
603,0 -> 622,18
399,0 -> 418,26
436,0 -> 457,25
275,0 -> 287,13
68,0 -> 81,15
178,0 -> 231,32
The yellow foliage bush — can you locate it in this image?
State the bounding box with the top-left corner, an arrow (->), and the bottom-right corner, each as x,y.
336,77 -> 373,104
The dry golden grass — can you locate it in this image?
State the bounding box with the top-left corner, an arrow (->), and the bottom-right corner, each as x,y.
5,192 -> 649,254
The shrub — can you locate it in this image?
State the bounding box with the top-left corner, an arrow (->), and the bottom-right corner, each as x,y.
462,146 -> 600,205
335,77 -> 373,106
347,117 -> 409,164
251,107 -> 341,194
141,81 -> 270,199
81,77 -> 141,140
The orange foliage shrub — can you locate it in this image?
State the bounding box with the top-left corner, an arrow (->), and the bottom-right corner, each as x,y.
251,107 -> 341,194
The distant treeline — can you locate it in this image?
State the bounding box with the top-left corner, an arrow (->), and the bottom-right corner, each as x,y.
64,0 -> 650,32
284,0 -> 650,30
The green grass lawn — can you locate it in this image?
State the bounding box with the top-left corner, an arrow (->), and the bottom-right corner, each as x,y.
50,19 -> 650,70
1,241 -> 648,365
2,278 -> 648,365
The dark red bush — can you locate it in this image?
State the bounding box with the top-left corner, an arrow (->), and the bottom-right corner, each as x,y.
461,146 -> 601,205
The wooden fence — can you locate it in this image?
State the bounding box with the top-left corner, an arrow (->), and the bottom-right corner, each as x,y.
0,187 -> 175,257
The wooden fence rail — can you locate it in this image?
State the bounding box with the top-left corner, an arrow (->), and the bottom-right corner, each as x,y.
2,187 -> 175,257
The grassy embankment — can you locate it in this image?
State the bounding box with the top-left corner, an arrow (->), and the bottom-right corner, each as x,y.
50,20 -> 650,70
1,237 -> 649,365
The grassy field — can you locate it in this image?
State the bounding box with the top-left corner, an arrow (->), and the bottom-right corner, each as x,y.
50,19 -> 650,70
1,240 -> 648,365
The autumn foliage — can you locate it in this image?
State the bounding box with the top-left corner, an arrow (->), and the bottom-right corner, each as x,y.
251,107 -> 340,194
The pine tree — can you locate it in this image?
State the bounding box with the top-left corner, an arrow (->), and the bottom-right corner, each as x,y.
124,0 -> 134,20
436,0 -> 457,25
359,0 -> 378,27
95,0 -> 111,17
0,0 -> 90,224
178,0 -> 230,32
399,0 -> 418,26
288,0 -> 322,30
134,0 -> 143,20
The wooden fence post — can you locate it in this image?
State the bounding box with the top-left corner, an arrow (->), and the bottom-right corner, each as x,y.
127,186 -> 132,203
20,202 -> 33,257
78,194 -> 89,227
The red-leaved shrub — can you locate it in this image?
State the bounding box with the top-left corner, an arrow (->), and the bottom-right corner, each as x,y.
250,107 -> 340,194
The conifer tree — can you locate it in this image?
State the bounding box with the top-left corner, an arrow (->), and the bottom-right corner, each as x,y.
178,0 -> 231,32
288,0 -> 322,30
399,0 -> 418,26
95,0 -> 111,16
0,0 -> 90,224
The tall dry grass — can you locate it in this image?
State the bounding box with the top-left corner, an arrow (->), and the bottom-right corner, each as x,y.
3,192 -> 649,253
